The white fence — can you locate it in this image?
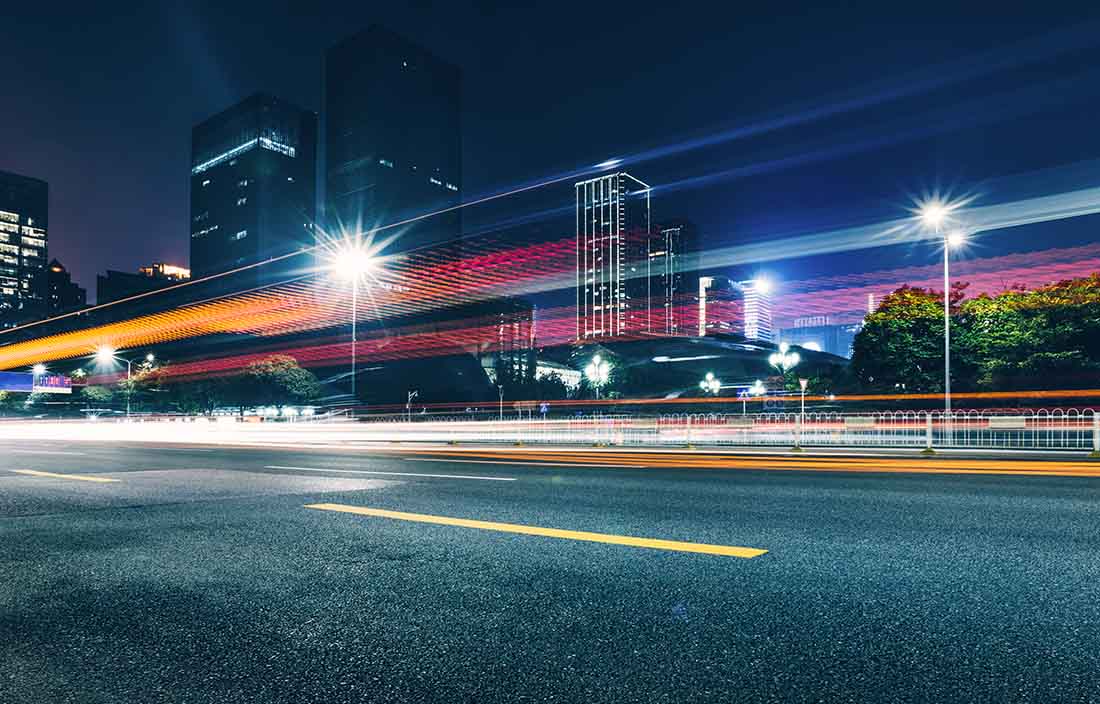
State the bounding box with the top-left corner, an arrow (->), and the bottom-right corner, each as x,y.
364,409 -> 1100,452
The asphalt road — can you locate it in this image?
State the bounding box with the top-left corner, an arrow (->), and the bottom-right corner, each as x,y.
3,440 -> 1100,703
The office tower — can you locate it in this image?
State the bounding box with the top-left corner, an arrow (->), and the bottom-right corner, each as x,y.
576,172 -> 650,339
0,170 -> 48,327
697,275 -> 743,336
325,26 -> 462,253
777,316 -> 862,358
46,259 -> 86,314
190,93 -> 317,284
96,262 -> 190,304
647,223 -> 697,335
738,279 -> 774,342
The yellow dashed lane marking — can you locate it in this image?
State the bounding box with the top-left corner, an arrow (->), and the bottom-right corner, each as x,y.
11,469 -> 118,483
305,503 -> 767,559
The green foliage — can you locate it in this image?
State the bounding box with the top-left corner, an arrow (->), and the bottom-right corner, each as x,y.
852,274 -> 1100,393
241,355 -> 322,409
80,385 -> 115,405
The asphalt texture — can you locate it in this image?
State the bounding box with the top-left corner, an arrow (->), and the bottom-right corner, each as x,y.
3,440 -> 1100,703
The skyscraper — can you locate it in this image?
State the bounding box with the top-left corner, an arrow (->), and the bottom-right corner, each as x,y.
324,26 -> 462,253
576,172 -> 650,339
646,223 -> 696,335
697,275 -> 742,337
738,279 -> 774,342
190,93 -> 317,285
0,170 -> 48,327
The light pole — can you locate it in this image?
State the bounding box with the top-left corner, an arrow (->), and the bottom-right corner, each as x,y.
919,201 -> 965,444
96,347 -> 153,418
497,384 -> 504,421
742,379 -> 766,414
584,354 -> 611,400
406,390 -> 418,422
330,240 -> 378,401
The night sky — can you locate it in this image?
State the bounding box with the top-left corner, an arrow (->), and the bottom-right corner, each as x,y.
5,2 -> 1100,302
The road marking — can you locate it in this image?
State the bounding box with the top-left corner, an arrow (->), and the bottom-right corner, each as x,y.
11,469 -> 118,483
402,457 -> 646,469
264,465 -> 515,482
305,503 -> 767,559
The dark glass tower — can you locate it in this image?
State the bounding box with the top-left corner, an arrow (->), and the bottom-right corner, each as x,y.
0,170 -> 48,327
324,26 -> 462,254
190,93 -> 317,286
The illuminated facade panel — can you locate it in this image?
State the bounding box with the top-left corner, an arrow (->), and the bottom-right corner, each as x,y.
576,172 -> 650,339
0,170 -> 48,327
738,279 -> 774,342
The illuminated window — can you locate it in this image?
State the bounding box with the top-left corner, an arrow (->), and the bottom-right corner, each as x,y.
429,177 -> 443,186
378,158 -> 394,168
238,179 -> 249,187
237,197 -> 247,206
232,230 -> 248,241
0,211 -> 17,223
445,183 -> 459,192
202,179 -> 211,187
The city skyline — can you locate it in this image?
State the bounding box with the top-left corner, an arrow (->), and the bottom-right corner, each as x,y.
6,4 -> 1100,305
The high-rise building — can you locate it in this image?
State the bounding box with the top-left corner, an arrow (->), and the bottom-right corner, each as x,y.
46,259 -> 86,314
190,93 -> 316,285
0,170 -> 48,328
324,26 -> 462,253
777,317 -> 862,358
576,172 -> 651,340
697,275 -> 743,336
645,223 -> 697,335
738,279 -> 774,342
96,262 -> 190,304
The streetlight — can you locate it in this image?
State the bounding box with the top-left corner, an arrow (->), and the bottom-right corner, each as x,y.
584,354 -> 611,400
918,199 -> 965,443
768,342 -> 800,374
699,372 -> 721,395
329,239 -> 378,401
406,389 -> 418,422
95,346 -> 154,418
497,384 -> 504,421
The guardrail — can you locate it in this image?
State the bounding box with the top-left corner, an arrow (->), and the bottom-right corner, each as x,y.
361,409 -> 1100,452
2,409 -> 1096,454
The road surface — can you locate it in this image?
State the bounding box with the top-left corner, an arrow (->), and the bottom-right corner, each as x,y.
3,440 -> 1099,702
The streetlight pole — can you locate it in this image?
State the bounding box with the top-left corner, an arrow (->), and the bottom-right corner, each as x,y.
943,236 -> 952,444
497,384 -> 504,421
406,390 -> 418,422
351,278 -> 358,400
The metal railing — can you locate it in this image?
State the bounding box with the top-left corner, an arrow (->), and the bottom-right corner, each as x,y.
353,409 -> 1100,452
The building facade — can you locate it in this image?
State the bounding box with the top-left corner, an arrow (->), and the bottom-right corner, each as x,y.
47,260 -> 86,314
646,223 -> 696,335
0,170 -> 48,327
738,279 -> 774,342
190,93 -> 317,284
697,275 -> 742,336
324,26 -> 462,254
576,172 -> 651,340
777,316 -> 862,358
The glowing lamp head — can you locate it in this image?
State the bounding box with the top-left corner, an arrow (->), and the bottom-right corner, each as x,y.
919,200 -> 949,229
946,229 -> 966,249
145,353 -> 156,363
752,277 -> 772,295
32,363 -> 46,376
96,346 -> 116,364
332,245 -> 376,282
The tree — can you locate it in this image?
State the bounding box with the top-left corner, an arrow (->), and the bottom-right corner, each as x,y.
241,355 -> 322,410
80,385 -> 114,411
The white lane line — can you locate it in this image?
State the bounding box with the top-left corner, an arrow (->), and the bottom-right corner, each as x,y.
403,457 -> 647,469
8,450 -> 87,456
264,465 -> 516,482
